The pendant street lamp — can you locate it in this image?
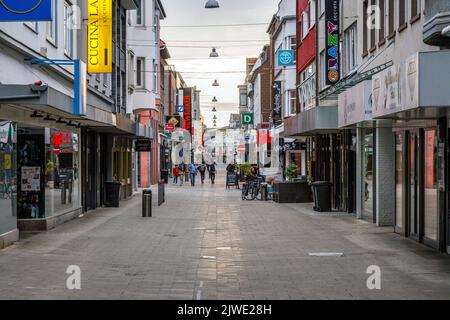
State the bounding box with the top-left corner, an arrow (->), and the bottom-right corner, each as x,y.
212,107 -> 217,112
212,79 -> 219,87
205,0 -> 220,9
213,115 -> 217,120
212,96 -> 218,103
209,48 -> 219,58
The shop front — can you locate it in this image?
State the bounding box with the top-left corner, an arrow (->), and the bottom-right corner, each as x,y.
285,105 -> 354,212
372,51 -> 450,252
0,121 -> 18,248
338,80 -> 375,221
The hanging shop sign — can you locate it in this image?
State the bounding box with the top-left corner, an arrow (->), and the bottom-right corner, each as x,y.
74,60 -> 87,115
183,91 -> 192,132
278,50 -> 295,67
242,114 -> 254,126
325,0 -> 340,85
273,81 -> 282,125
177,105 -> 185,113
0,0 -> 52,21
88,0 -> 113,73
135,139 -> 152,152
166,115 -> 182,131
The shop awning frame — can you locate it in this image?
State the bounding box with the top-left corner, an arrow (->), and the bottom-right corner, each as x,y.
319,61 -> 393,101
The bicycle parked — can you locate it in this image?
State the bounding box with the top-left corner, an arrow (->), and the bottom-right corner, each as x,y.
241,174 -> 265,201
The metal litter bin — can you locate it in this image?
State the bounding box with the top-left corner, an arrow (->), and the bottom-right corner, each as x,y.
160,169 -> 169,184
312,181 -> 332,212
142,189 -> 152,217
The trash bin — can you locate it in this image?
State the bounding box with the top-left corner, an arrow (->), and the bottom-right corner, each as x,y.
105,182 -> 121,208
311,181 -> 332,212
142,189 -> 152,217
260,183 -> 268,201
160,169 -> 169,184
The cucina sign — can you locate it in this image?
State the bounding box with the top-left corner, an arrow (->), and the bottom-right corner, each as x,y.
87,0 -> 112,73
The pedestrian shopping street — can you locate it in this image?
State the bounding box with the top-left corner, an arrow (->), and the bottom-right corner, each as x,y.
0,170 -> 449,300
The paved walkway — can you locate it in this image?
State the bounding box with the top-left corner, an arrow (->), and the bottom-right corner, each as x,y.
1,171 -> 450,300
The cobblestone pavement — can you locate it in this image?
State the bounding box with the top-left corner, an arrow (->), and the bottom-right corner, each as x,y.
1,171 -> 450,300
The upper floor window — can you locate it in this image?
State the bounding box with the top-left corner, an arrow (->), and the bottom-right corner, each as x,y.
319,0 -> 325,16
136,0 -> 144,25
46,0 -> 57,45
344,23 -> 357,74
64,1 -> 74,58
310,0 -> 316,28
399,0 -> 407,29
302,8 -> 310,39
410,0 -> 421,20
136,57 -> 145,88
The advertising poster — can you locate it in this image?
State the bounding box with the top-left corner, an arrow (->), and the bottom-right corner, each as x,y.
325,0 -> 340,85
21,167 -> 41,192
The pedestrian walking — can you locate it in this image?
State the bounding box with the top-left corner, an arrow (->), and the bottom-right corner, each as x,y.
172,165 -> 179,185
178,162 -> 185,186
198,161 -> 207,184
190,163 -> 197,187
209,162 -> 216,184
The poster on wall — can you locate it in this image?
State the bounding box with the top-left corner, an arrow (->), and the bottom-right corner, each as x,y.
325,0 -> 340,86
21,167 -> 41,192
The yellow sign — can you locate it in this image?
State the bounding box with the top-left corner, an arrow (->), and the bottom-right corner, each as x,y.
4,154 -> 11,170
88,0 -> 112,73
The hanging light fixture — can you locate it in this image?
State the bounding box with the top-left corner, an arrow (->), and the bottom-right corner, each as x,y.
212,96 -> 218,103
209,48 -> 219,58
213,115 -> 217,120
212,107 -> 217,112
67,121 -> 77,127
205,0 -> 220,9
43,114 -> 55,121
212,79 -> 219,87
56,117 -> 67,124
30,111 -> 44,118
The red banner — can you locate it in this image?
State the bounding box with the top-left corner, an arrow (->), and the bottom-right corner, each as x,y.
183,95 -> 191,131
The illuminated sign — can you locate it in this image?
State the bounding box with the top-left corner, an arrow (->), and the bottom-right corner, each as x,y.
325,0 -> 340,85
0,0 -> 51,21
183,92 -> 192,131
88,0 -> 112,73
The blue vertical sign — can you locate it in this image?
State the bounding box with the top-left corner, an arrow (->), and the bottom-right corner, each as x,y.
0,0 -> 52,21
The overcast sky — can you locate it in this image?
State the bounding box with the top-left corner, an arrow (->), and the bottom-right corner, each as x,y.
160,0 -> 279,127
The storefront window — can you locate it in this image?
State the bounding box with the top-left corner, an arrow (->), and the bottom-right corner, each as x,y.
44,128 -> 80,217
363,130 -> 374,218
424,129 -> 438,241
0,121 -> 17,234
395,133 -> 404,229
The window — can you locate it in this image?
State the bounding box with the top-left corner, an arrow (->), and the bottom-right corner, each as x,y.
379,0 -> 385,44
388,0 -> 395,36
399,0 -> 407,29
288,90 -> 296,115
344,23 -> 357,74
310,0 -> 316,28
410,0 -> 420,20
128,52 -> 135,88
288,36 -> 296,51
46,0 -> 57,44
136,0 -> 144,25
363,1 -> 368,55
25,21 -> 38,33
319,50 -> 326,89
319,0 -> 325,16
302,7 -> 310,39
370,0 -> 376,50
240,91 -> 247,107
64,1 -> 74,58
136,57 -> 145,88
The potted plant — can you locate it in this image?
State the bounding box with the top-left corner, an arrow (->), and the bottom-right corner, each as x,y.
285,164 -> 298,181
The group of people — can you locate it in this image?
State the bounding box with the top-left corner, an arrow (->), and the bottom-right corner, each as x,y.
172,162 -> 217,187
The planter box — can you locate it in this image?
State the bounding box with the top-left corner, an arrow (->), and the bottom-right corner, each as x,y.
273,181 -> 313,203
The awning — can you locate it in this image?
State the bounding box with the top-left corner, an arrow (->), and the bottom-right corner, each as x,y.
284,105 -> 339,137
319,61 -> 393,101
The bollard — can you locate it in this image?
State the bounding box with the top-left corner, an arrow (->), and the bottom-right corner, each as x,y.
142,190 -> 152,217
260,183 -> 268,201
